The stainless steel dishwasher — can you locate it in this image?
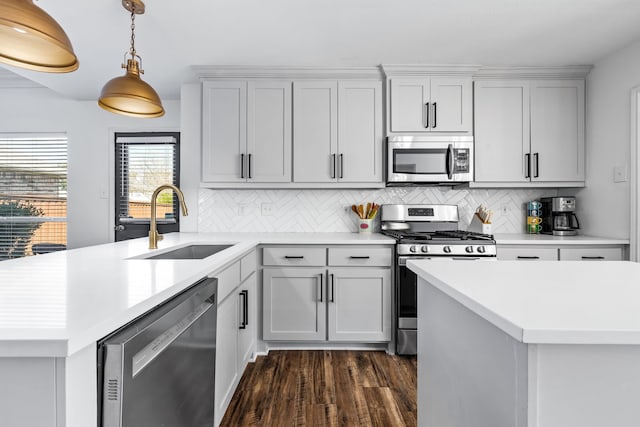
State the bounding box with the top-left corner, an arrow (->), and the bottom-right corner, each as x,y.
98,277 -> 217,427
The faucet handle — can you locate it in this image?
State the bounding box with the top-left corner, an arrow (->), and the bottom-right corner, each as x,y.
158,234 -> 164,241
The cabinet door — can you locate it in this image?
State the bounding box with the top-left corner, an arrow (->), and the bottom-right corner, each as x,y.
263,267 -> 326,340
337,81 -> 383,182
202,81 -> 247,182
430,77 -> 472,133
474,80 -> 530,182
327,268 -> 391,342
530,80 -> 585,182
390,78 -> 430,132
247,81 -> 292,182
214,295 -> 239,426
293,81 -> 338,182
238,272 -> 257,373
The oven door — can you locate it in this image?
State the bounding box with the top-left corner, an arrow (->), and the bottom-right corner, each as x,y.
388,139 -> 474,184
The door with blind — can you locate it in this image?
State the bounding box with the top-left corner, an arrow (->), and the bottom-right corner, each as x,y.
115,133 -> 180,241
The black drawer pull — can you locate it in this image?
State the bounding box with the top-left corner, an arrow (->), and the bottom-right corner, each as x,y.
349,256 -> 370,259
517,256 -> 540,260
284,255 -> 304,259
581,256 -> 605,260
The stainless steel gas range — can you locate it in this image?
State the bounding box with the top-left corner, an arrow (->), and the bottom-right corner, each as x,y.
380,204 -> 497,355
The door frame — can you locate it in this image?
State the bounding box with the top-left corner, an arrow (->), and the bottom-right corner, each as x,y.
630,87 -> 640,262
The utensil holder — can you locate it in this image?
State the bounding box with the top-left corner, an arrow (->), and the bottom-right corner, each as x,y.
358,218 -> 374,233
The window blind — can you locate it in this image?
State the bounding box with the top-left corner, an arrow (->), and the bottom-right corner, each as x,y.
0,134 -> 67,260
115,135 -> 178,224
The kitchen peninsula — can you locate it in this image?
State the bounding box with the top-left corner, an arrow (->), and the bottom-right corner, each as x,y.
408,259 -> 640,427
0,232 -> 394,427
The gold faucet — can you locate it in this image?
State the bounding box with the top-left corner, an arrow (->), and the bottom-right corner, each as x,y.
149,184 -> 188,249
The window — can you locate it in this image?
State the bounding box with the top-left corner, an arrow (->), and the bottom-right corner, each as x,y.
0,134 -> 67,260
115,132 -> 180,241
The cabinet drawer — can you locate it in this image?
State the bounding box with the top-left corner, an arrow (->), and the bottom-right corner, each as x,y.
214,261 -> 241,302
240,250 -> 256,281
262,247 -> 326,266
328,247 -> 392,267
497,247 -> 558,261
559,247 -> 623,261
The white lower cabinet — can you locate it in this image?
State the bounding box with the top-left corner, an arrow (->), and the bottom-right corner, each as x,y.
497,246 -> 558,261
559,247 -> 623,261
262,245 -> 392,343
498,244 -> 626,261
213,251 -> 256,427
327,268 -> 391,342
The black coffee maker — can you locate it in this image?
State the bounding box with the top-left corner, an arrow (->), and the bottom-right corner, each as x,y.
540,197 -> 580,236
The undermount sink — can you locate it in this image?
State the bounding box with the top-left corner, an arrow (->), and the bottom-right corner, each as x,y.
144,244 -> 234,260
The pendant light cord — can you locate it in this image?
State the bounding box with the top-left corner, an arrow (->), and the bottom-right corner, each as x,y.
129,7 -> 136,59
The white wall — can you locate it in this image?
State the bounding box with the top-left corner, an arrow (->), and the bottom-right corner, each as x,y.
0,86 -> 180,249
577,40 -> 640,239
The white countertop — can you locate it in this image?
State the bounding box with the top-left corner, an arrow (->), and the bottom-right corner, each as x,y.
494,233 -> 629,245
0,232 -> 393,357
408,259 -> 640,345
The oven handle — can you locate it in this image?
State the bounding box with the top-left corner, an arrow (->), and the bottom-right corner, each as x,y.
398,256 -> 432,266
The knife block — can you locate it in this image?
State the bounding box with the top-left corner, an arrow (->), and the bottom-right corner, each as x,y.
468,214 -> 492,234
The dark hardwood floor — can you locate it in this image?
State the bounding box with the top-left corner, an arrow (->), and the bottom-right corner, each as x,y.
220,350 -> 417,426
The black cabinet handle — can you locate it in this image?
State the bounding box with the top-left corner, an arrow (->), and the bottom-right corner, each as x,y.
339,154 -> 344,179
517,256 -> 540,260
284,255 -> 304,259
247,154 -> 252,179
533,153 -> 539,178
240,153 -> 245,179
525,153 -> 531,178
582,256 -> 605,260
331,154 -> 336,179
349,256 -> 370,259
319,273 -> 323,302
330,273 -> 335,303
238,290 -> 247,329
432,102 -> 437,129
424,102 -> 430,128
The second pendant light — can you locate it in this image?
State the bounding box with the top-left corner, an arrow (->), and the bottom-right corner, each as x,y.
98,0 -> 164,118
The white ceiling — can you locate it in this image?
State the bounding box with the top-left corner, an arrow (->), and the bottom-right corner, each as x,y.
3,0 -> 640,101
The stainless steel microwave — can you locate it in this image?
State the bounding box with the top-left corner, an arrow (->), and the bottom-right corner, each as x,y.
387,135 -> 474,185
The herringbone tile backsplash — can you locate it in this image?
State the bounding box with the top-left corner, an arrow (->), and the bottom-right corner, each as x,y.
198,187 -> 556,233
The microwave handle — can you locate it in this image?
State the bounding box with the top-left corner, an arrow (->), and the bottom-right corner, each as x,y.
446,144 -> 454,179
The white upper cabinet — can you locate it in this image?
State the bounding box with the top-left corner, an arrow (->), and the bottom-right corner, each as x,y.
293,80 -> 383,183
473,77 -> 585,187
202,81 -> 246,183
389,77 -> 472,133
530,80 -> 585,183
293,81 -> 338,183
202,80 -> 292,184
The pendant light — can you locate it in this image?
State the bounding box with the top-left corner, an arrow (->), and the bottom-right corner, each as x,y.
98,0 -> 164,118
0,0 -> 78,72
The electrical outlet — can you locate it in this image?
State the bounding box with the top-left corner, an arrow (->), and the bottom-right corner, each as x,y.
261,203 -> 274,216
238,204 -> 248,216
501,204 -> 509,215
99,187 -> 108,199
614,165 -> 628,183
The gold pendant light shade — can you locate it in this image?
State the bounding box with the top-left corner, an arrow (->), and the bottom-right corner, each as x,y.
0,0 -> 78,72
98,0 -> 164,118
98,58 -> 164,118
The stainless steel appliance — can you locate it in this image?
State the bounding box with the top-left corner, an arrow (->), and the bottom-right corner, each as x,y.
98,277 -> 217,427
387,135 -> 474,185
540,196 -> 580,236
381,204 -> 496,355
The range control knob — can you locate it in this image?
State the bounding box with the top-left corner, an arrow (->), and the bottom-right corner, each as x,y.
421,246 -> 429,253
443,246 -> 452,254
477,246 -> 486,254
465,246 -> 474,253
410,245 -> 417,253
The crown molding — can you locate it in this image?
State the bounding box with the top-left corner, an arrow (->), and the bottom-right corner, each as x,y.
381,64 -> 482,77
473,65 -> 593,79
192,65 -> 383,80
